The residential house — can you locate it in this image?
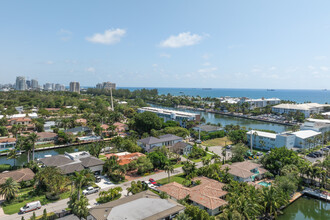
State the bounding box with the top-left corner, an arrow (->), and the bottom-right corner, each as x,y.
37,132 -> 58,143
39,151 -> 104,175
137,134 -> 183,152
8,117 -> 35,131
167,142 -> 192,156
222,161 -> 267,182
105,152 -> 145,165
75,118 -> 87,126
0,168 -> 35,184
87,190 -> 185,220
44,121 -> 56,132
114,122 -> 128,134
0,137 -> 16,151
65,126 -> 92,136
158,177 -> 228,216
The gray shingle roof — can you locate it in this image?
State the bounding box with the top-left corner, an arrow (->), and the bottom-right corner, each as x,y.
138,134 -> 182,145
65,126 -> 91,133
39,155 -> 72,167
80,156 -> 105,167
58,163 -> 85,175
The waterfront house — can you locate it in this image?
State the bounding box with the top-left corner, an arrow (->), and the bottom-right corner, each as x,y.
0,137 -> 16,151
37,132 -> 58,143
193,125 -> 222,133
105,152 -> 145,165
158,177 -> 228,216
39,151 -> 104,175
87,190 -> 185,220
65,126 -> 92,136
137,134 -> 183,152
222,161 -> 267,182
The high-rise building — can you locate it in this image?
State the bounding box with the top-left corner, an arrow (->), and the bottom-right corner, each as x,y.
96,81 -> 116,90
15,76 -> 27,90
70,82 -> 80,93
55,84 -> 65,91
31,79 -> 39,90
44,83 -> 53,91
26,80 -> 31,89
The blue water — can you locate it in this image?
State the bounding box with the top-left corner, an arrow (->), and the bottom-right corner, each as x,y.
119,87 -> 330,104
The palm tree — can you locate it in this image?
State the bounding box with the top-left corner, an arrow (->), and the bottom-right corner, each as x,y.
29,132 -> 38,161
164,163 -> 174,183
0,177 -> 20,202
72,169 -> 95,201
260,187 -> 288,219
68,192 -> 89,220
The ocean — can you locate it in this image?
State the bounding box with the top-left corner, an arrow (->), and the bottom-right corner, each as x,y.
118,87 -> 330,104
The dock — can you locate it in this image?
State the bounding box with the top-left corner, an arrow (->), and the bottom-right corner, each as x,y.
302,188 -> 330,202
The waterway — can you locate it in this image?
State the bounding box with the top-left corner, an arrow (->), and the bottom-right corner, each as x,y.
150,104 -> 289,133
277,196 -> 329,220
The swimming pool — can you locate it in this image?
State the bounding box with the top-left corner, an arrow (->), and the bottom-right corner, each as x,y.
258,181 -> 271,187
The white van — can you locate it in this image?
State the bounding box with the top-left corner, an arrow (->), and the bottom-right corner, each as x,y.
20,201 -> 41,213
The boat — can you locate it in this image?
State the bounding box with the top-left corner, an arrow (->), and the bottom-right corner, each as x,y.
267,89 -> 275,91
202,88 -> 212,90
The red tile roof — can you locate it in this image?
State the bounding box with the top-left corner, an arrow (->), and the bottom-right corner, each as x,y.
105,152 -> 145,165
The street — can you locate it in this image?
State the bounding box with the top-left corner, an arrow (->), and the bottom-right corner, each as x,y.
1,161 -> 203,220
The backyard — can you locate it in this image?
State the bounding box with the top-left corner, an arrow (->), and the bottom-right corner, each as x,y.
203,137 -> 232,147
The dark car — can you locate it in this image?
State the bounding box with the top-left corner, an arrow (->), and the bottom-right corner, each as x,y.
95,176 -> 101,183
314,152 -> 322,157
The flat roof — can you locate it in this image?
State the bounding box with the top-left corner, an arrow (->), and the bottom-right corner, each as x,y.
138,107 -> 199,117
292,130 -> 322,139
273,103 -> 329,111
246,130 -> 276,139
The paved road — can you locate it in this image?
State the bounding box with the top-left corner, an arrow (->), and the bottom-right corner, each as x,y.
1,161 -> 203,220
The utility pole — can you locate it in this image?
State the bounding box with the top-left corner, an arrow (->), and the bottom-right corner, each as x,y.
110,87 -> 114,111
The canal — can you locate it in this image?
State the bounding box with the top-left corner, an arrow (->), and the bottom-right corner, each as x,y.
277,196 -> 329,220
150,104 -> 290,133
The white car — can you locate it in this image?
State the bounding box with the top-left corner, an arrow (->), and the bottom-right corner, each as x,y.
142,181 -> 154,188
82,186 -> 99,195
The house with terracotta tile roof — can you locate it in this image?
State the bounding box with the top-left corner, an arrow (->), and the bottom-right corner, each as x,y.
158,177 -> 228,216
75,118 -> 87,126
0,137 -> 16,151
222,161 -> 268,182
105,152 -> 145,165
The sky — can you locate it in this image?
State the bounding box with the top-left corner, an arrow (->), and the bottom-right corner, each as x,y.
1,0 -> 330,89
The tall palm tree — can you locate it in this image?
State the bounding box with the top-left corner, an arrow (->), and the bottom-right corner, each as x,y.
72,169 -> 95,201
29,132 -> 38,161
164,163 -> 174,183
0,177 -> 20,202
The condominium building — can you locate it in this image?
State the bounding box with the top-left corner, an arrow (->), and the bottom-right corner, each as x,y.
240,97 -> 281,109
246,129 -> 321,150
272,103 -> 330,117
31,79 -> 39,90
26,80 -> 31,89
55,84 -> 65,91
137,107 -> 200,127
96,81 -> 116,90
70,82 -> 80,93
15,76 -> 27,91
43,83 -> 53,91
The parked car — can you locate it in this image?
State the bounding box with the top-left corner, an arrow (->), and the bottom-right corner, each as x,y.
142,181 -> 154,188
308,153 -> 317,158
20,201 -> 41,213
256,152 -> 263,156
149,178 -> 157,185
195,139 -> 202,144
314,152 -> 322,157
95,176 -> 101,183
226,145 -> 232,149
82,186 -> 99,195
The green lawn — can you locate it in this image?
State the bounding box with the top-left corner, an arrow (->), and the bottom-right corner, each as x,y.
173,163 -> 183,168
157,173 -> 186,185
1,188 -> 71,215
191,153 -> 213,163
203,137 -> 232,147
98,154 -> 107,161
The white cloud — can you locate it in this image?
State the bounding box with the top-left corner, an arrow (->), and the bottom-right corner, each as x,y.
160,32 -> 205,48
269,66 -> 276,71
58,29 -> 72,41
152,64 -> 158,67
202,53 -> 212,60
160,53 -> 171,58
308,65 -> 315,70
198,67 -> 218,73
46,61 -> 54,65
86,67 -> 96,73
86,29 -> 126,45
320,66 -> 329,71
203,62 -> 211,66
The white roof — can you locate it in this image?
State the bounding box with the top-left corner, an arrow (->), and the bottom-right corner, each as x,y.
246,130 -> 277,139
321,112 -> 330,116
273,103 -> 329,111
307,118 -> 330,124
0,113 -> 38,119
292,130 -> 321,139
245,98 -> 281,102
139,107 -> 198,117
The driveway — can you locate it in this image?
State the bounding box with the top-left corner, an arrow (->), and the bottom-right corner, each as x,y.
206,146 -> 232,160
95,175 -> 114,189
